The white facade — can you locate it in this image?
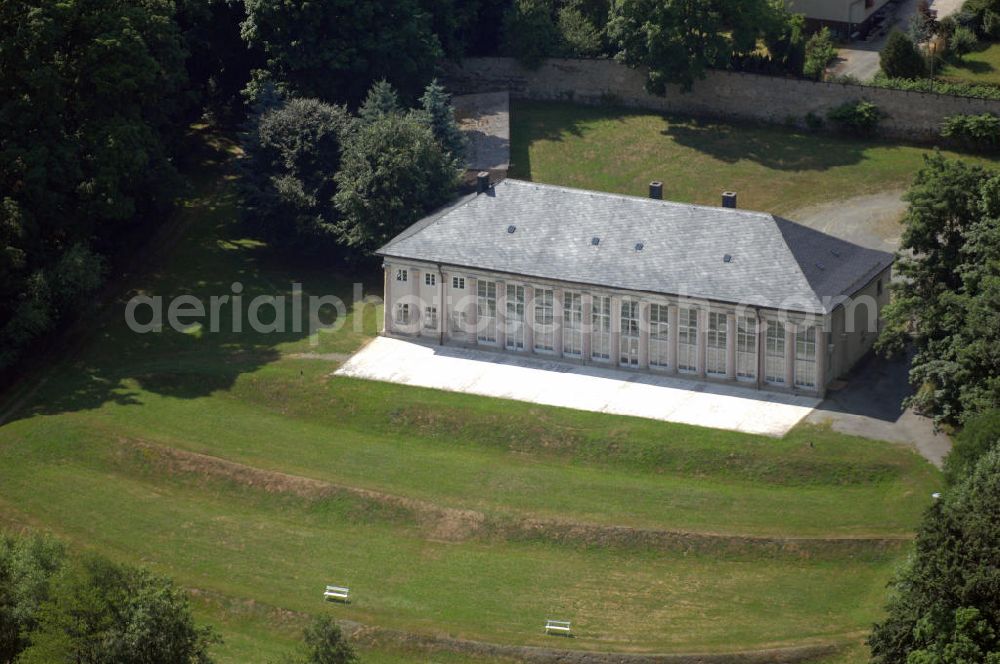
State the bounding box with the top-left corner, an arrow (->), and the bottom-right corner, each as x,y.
380,260 -> 889,398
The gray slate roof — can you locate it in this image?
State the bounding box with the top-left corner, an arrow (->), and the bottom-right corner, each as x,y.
377,180 -> 893,315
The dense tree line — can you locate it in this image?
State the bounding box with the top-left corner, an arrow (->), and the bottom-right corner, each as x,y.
877,155 -> 1000,425
868,156 -> 1000,664
0,0 -> 194,371
869,436 -> 1000,664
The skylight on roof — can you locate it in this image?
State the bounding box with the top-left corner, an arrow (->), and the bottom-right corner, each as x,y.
507,225 -> 516,234
591,237 -> 600,246
723,254 -> 733,263
635,242 -> 644,251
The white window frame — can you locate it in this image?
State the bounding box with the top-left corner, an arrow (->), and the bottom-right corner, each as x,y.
736,315 -> 757,381
451,310 -> 467,334
677,308 -> 698,373
649,303 -> 670,369
395,268 -> 408,282
423,306 -> 437,330
765,320 -> 785,384
795,325 -> 818,388
706,312 -> 727,376
591,295 -> 611,361
394,303 -> 410,324
619,299 -> 640,367
451,276 -> 465,290
425,273 -> 436,286
533,288 -> 555,352
562,291 -> 583,356
477,280 -> 497,344
505,284 -> 526,351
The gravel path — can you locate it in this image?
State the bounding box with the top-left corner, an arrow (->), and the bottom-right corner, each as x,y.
788,189 -> 907,252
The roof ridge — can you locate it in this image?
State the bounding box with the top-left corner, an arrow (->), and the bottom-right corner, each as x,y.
500,178 -> 775,220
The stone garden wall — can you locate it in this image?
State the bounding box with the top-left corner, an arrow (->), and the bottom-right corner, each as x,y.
441,57 -> 1000,140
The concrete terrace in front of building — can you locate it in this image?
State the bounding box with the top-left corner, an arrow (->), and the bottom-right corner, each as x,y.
377,177 -> 893,398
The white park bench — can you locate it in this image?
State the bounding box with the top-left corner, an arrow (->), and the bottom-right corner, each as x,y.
545,619 -> 571,636
323,585 -> 350,602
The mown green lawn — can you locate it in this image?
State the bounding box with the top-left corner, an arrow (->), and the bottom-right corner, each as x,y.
509,100 -> 1000,216
0,126 -> 940,662
938,41 -> 1000,86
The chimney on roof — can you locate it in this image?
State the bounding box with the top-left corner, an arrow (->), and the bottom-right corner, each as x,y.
722,191 -> 737,208
476,171 -> 490,194
649,181 -> 663,200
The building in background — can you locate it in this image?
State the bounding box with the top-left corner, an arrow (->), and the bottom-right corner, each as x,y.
786,0 -> 893,37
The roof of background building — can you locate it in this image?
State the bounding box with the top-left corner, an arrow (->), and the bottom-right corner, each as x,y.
377,179 -> 893,314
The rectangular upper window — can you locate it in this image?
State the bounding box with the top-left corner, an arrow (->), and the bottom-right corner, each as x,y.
452,276 -> 465,290
425,273 -> 436,286
395,269 -> 407,282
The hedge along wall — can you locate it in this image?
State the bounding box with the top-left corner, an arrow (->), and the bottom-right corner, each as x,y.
440,57 -> 1000,140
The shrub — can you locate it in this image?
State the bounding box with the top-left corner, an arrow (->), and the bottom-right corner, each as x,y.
941,112 -> 1000,148
803,27 -> 837,80
880,30 -> 928,78
827,100 -> 882,134
302,617 -> 357,664
950,25 -> 979,57
870,72 -> 1000,99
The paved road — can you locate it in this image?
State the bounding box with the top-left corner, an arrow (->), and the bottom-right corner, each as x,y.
829,0 -> 965,81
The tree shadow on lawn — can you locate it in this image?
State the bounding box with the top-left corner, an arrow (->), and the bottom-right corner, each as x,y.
509,100 -> 876,179
947,58 -> 995,75
661,117 -> 873,172
10,235 -> 382,424
509,100 -> 636,179
2,131 -> 382,425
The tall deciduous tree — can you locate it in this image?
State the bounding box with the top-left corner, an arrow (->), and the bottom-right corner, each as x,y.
241,98 -> 354,250
19,555 -> 216,663
333,113 -> 460,254
240,0 -> 442,106
607,0 -> 782,92
877,154 -> 1000,423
